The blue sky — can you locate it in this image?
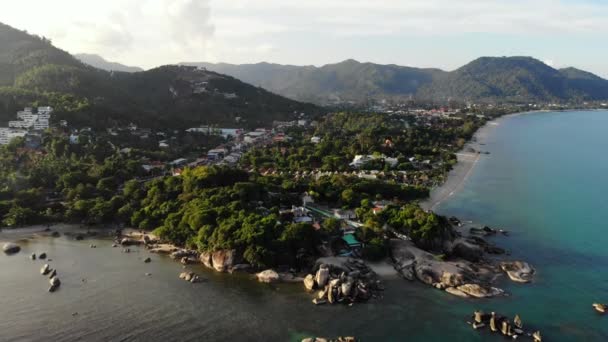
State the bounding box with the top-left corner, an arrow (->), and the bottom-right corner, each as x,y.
2,0 -> 607,77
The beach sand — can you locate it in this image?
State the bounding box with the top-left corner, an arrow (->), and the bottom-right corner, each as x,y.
420,115 -> 509,212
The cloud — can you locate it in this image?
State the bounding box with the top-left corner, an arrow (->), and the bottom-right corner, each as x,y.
164,0 -> 215,51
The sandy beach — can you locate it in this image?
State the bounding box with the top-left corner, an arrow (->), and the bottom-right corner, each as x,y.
420,114 -> 513,211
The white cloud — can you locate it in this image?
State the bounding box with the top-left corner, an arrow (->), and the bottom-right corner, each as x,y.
0,0 -> 607,74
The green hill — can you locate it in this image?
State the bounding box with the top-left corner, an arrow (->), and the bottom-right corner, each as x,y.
191,57 -> 608,104
0,22 -> 320,128
184,60 -> 445,104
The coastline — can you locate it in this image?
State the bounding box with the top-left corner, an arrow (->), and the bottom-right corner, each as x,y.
421,110 -> 541,212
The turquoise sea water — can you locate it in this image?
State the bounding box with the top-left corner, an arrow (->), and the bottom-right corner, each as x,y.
1,110 -> 607,341
436,110 -> 608,341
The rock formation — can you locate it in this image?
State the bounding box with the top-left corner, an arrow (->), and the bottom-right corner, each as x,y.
2,243 -> 21,254
500,261 -> 535,283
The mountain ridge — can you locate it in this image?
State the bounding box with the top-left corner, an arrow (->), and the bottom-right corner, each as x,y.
185,57 -> 608,104
75,53 -> 143,73
0,22 -> 320,128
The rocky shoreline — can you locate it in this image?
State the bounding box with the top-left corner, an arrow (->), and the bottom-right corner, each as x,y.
390,223 -> 535,298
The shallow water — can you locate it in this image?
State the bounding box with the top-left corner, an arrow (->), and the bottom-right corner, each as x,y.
1,110 -> 608,341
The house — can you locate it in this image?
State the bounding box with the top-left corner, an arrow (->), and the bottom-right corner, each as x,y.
69,134 -> 80,144
169,158 -> 188,167
310,136 -> 321,144
301,193 -> 314,206
292,206 -> 313,223
349,155 -> 374,168
243,131 -> 267,144
333,209 -> 356,220
159,141 -> 169,148
207,148 -> 228,161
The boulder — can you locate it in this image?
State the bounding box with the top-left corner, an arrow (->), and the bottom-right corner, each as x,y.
39,253 -> 47,259
456,284 -> 504,298
199,252 -> 213,269
211,250 -> 238,272
40,264 -> 51,275
2,243 -> 21,254
48,269 -> 57,279
256,269 -> 280,283
593,303 -> 606,314
144,257 -> 152,263
341,279 -> 354,297
445,287 -> 469,298
304,274 -> 316,291
30,253 -> 36,260
190,275 -> 202,283
315,264 -> 330,288
500,261 -> 535,283
49,277 -> 61,292
120,238 -> 140,246
51,231 -> 60,238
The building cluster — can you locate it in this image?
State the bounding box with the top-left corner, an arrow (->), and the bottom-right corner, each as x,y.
0,107 -> 53,145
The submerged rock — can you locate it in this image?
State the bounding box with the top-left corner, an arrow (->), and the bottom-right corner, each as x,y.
456,284 -> 504,298
256,269 -> 280,283
30,253 -> 36,260
2,243 -> 21,255
144,257 -> 152,263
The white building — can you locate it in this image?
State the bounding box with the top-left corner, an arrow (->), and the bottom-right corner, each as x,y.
8,107 -> 53,131
0,128 -> 27,145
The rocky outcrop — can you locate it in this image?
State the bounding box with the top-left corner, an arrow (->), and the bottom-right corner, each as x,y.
303,257 -> 383,305
198,250 -> 240,273
256,269 -> 280,283
390,239 -> 505,298
120,238 -> 141,246
2,243 -> 20,254
456,284 -> 504,298
500,261 -> 535,283
448,238 -> 483,262
199,252 -> 213,269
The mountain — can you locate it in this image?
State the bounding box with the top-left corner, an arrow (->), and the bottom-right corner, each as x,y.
183,60 -> 445,104
189,57 -> 608,104
0,22 -> 320,128
75,53 -> 143,73
416,57 -> 608,102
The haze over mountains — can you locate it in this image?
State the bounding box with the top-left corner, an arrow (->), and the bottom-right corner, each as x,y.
185,58 -> 608,105
75,53 -> 143,73
0,22 -> 318,128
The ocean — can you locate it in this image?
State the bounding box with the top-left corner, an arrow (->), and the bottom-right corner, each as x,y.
1,110 -> 607,341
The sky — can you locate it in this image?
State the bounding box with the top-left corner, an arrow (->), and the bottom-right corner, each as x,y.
1,0 -> 608,77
